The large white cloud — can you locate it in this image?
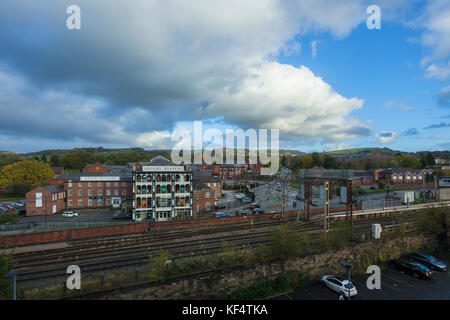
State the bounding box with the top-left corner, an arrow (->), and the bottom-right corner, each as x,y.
0,0 -> 440,151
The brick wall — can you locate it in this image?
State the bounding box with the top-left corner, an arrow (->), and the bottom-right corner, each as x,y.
25,187 -> 66,216
192,188 -> 215,217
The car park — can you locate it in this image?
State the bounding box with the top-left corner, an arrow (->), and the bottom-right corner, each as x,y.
409,252 -> 447,272
388,260 -> 433,279
62,211 -> 79,218
320,275 -> 357,299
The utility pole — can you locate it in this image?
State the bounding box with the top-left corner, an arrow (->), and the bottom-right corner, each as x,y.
324,181 -> 330,233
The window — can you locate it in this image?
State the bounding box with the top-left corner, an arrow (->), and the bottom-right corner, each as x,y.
68,200 -> 73,207
78,190 -> 83,196
122,189 -> 126,195
88,190 -> 93,196
88,199 -> 92,206
107,182 -> 111,187
114,182 -> 118,187
122,183 -> 126,187
88,182 -> 92,187
98,183 -> 102,187
78,199 -> 83,206
206,192 -> 211,199
106,199 -> 111,205
68,182 -> 72,187
206,202 -> 211,211
68,190 -> 72,196
107,190 -> 111,196
98,199 -> 103,206
98,190 -> 102,196
114,190 -> 119,196
78,183 -> 82,187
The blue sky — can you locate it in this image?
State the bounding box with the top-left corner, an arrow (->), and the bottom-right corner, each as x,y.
277,21 -> 449,152
0,1 -> 449,153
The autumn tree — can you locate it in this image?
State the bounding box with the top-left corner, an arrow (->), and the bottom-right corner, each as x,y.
0,160 -> 55,194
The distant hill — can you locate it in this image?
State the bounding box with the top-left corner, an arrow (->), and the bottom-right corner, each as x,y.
326,147 -> 401,157
2,146 -> 447,160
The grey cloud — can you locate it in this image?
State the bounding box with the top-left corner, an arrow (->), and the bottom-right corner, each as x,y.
424,122 -> 450,129
403,128 -> 419,136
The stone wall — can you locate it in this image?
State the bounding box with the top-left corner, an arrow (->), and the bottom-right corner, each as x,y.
96,233 -> 434,300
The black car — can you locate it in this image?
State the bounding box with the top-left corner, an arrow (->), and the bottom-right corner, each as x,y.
388,260 -> 433,279
252,208 -> 264,215
113,211 -> 132,220
409,252 -> 447,271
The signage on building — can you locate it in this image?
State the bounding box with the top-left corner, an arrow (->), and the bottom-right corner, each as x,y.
89,196 -> 104,200
36,192 -> 42,208
80,176 -> 120,181
142,166 -> 185,172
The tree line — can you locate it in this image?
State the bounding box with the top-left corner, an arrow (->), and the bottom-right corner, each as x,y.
280,151 -> 437,171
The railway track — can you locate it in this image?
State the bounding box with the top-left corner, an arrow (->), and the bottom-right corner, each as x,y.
14,214 -> 414,284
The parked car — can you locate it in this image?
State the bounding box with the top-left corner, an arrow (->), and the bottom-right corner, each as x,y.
2,205 -> 14,210
242,197 -> 252,203
250,202 -> 260,209
409,252 -> 447,272
113,211 -> 132,220
215,212 -> 231,218
252,208 -> 264,215
215,202 -> 226,209
388,260 -> 433,279
62,211 -> 79,218
320,275 -> 357,300
310,200 -> 319,207
235,193 -> 245,199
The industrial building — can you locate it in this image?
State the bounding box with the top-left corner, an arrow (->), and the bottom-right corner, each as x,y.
132,155 -> 193,222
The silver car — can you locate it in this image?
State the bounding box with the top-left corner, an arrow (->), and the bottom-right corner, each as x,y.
321,275 -> 357,299
62,211 -> 79,218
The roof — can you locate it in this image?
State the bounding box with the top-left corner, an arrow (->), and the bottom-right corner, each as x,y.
51,167 -> 64,175
52,171 -> 132,181
42,184 -> 65,193
148,155 -> 175,166
193,180 -> 216,191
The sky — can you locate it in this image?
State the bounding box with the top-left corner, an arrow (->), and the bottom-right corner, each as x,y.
0,0 -> 449,153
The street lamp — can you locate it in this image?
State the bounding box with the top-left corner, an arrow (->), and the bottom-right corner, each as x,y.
339,261 -> 352,300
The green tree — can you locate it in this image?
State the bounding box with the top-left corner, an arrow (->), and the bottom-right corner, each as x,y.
49,154 -> 63,167
0,160 -> 55,192
300,155 -> 314,169
426,152 -> 435,166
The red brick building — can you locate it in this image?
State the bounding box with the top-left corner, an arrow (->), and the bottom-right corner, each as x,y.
25,184 -> 66,216
193,181 -> 215,217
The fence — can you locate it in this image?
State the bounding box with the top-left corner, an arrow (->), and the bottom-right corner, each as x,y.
360,199 -> 402,211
